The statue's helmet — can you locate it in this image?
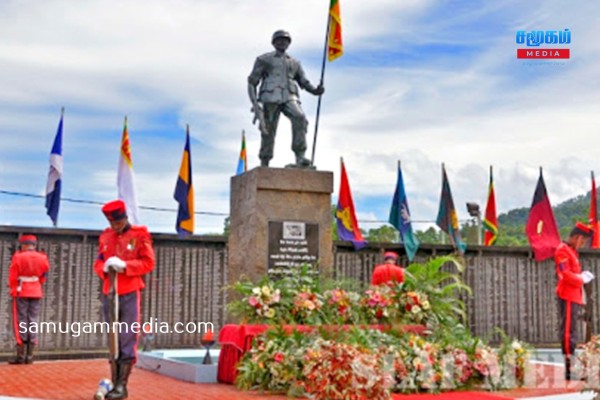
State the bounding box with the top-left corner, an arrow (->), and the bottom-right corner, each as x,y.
272,30 -> 292,44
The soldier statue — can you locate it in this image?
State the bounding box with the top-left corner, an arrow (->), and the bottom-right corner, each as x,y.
247,29 -> 324,168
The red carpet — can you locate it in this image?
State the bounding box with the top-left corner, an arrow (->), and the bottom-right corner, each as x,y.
392,392 -> 513,400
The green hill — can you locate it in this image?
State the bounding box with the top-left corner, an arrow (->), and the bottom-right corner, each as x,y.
494,191 -> 592,246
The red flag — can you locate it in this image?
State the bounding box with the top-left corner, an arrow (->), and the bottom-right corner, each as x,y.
483,166 -> 498,246
589,171 -> 600,248
525,169 -> 560,261
335,159 -> 366,249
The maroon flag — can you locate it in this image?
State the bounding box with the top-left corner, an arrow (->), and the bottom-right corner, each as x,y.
525,168 -> 560,261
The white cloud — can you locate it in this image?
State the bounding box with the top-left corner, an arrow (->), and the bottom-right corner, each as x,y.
0,0 -> 598,235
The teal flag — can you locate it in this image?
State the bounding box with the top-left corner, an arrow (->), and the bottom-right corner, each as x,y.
389,163 -> 419,261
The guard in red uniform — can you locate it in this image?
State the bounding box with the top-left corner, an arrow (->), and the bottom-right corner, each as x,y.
372,251 -> 405,286
554,222 -> 594,380
7,234 -> 50,364
94,200 -> 155,399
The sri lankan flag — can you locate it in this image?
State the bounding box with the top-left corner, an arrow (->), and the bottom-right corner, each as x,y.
174,125 -> 194,237
336,159 -> 366,249
483,166 -> 498,246
327,0 -> 343,61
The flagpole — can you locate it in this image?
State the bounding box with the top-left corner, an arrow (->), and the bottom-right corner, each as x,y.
309,5 -> 332,167
585,169 -> 596,342
58,106 -> 64,228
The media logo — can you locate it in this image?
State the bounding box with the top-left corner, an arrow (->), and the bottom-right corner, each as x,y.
516,29 -> 570,59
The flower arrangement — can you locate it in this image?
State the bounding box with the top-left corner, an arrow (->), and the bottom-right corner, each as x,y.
236,328 -> 308,395
439,346 -> 472,389
230,257 -> 533,396
472,342 -> 501,389
576,335 -> 600,386
497,339 -> 531,387
400,335 -> 441,391
397,290 -> 432,325
247,284 -> 281,319
302,338 -> 392,400
360,286 -> 396,323
290,288 -> 324,324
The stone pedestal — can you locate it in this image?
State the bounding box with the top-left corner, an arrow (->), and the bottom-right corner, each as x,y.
228,167 -> 334,285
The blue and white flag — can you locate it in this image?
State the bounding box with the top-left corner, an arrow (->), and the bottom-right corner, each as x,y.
45,108 -> 64,226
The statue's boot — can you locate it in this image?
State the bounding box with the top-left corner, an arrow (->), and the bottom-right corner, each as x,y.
295,153 -> 311,168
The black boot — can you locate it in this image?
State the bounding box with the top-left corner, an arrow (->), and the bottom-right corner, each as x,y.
565,356 -> 571,381
8,344 -> 25,365
110,360 -> 118,387
25,341 -> 35,364
106,362 -> 132,400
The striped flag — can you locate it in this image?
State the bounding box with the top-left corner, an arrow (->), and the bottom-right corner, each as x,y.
389,161 -> 419,261
436,164 -> 466,255
117,116 -> 140,225
45,108 -> 64,226
174,125 -> 194,237
483,166 -> 498,246
236,130 -> 247,175
335,158 -> 366,249
327,0 -> 343,61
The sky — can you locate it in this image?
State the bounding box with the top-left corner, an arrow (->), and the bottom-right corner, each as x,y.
0,0 -> 598,235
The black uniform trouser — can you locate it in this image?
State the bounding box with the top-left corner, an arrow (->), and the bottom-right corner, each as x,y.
102,290 -> 141,363
558,298 -> 579,355
12,297 -> 41,345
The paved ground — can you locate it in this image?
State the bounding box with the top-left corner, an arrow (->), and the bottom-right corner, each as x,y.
0,359 -> 589,400
0,359 -> 286,400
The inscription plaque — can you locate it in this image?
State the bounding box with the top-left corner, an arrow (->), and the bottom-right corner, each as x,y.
267,221 -> 319,276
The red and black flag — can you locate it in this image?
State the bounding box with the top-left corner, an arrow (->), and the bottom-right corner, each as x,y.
525,168 -> 560,261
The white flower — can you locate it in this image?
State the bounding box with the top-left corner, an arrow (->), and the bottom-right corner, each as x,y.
252,287 -> 261,295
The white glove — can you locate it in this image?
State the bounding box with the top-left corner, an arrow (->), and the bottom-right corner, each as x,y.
103,259 -> 112,273
106,256 -> 127,273
582,270 -> 595,284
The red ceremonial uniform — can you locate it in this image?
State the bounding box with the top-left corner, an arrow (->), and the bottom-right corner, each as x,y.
8,250 -> 50,298
371,264 -> 405,286
554,242 -> 584,305
93,225 -> 155,295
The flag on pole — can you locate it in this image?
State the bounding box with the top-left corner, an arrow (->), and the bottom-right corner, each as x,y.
45,108 -> 64,226
525,168 -> 560,261
327,0 -> 343,61
117,116 -> 140,225
174,125 -> 194,237
236,130 -> 247,175
336,158 -> 366,249
483,166 -> 498,246
589,171 -> 600,248
436,164 -> 466,255
389,161 -> 419,261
